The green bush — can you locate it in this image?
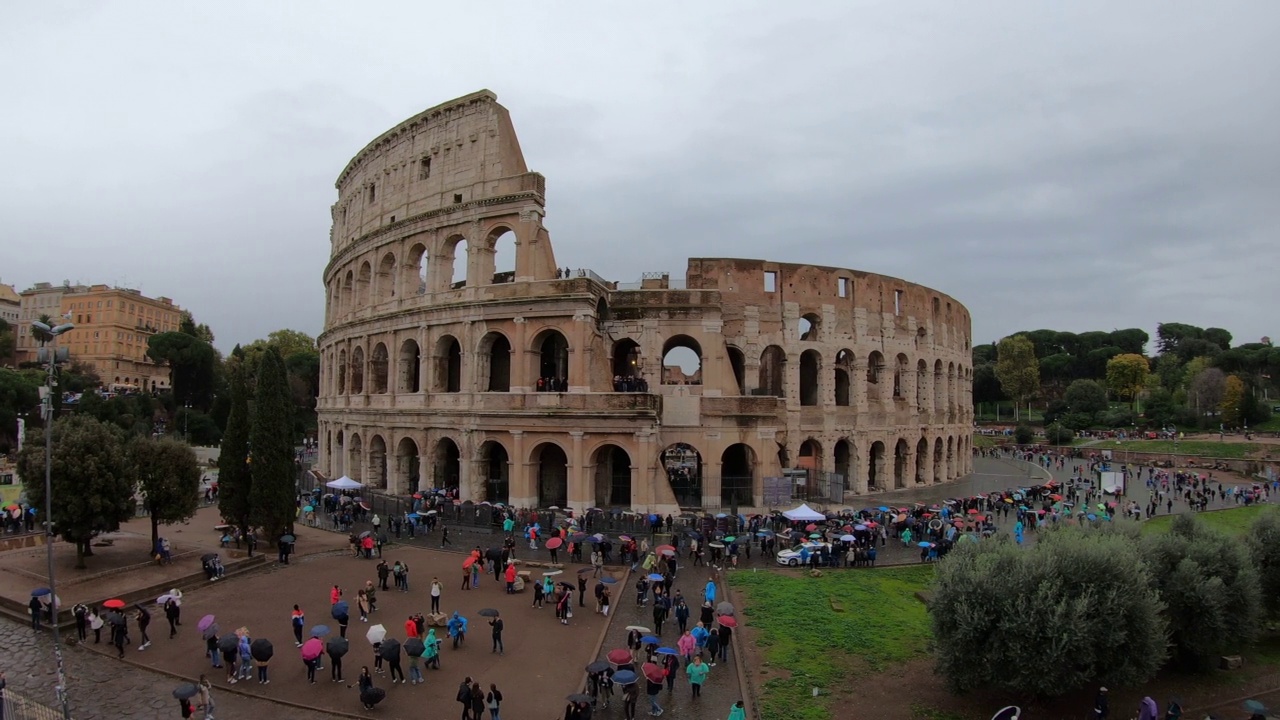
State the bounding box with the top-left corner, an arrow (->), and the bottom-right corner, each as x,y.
931,526 -> 1167,697
1247,510 -> 1280,620
1044,422 -> 1074,445
1099,408 -> 1136,427
1013,424 -> 1034,445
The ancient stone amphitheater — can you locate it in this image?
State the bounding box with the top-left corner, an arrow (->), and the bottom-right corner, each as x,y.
316,90 -> 973,514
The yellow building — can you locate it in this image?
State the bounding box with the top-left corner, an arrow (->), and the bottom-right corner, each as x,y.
56,285 -> 184,391
15,281 -> 86,365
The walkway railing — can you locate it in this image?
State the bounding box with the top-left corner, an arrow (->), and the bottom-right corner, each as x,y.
2,690 -> 68,720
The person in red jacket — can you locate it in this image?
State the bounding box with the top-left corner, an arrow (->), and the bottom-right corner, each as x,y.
404,616 -> 419,640
504,562 -> 517,594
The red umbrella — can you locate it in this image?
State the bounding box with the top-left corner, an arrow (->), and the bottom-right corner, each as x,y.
805,523 -> 818,532
102,598 -> 126,610
642,662 -> 665,683
966,509 -> 978,515
607,648 -> 632,665
301,637 -> 323,660
717,615 -> 738,628
655,545 -> 676,556
463,556 -> 478,569
545,537 -> 564,550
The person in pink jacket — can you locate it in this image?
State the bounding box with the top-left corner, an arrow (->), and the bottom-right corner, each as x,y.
677,630 -> 697,665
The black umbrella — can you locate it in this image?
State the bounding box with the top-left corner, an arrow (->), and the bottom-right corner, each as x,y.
172,683 -> 199,700
201,553 -> 218,562
326,636 -> 349,658
586,660 -> 610,673
218,633 -> 239,654
360,686 -> 386,708
359,530 -> 372,539
201,622 -> 220,641
331,600 -> 349,619
105,611 -> 125,626
404,637 -> 425,657
567,693 -> 593,703
478,608 -> 500,618
484,547 -> 504,562
377,637 -> 401,661
250,638 -> 273,662
279,534 -> 296,544
576,567 -> 593,575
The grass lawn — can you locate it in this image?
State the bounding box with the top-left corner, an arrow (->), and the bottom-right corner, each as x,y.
729,566 -> 935,720
971,434 -> 997,449
1140,505 -> 1275,538
1106,439 -> 1264,459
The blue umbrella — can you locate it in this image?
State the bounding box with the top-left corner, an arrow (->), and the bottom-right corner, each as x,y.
646,574 -> 664,582
656,647 -> 678,656
613,669 -> 638,685
641,635 -> 661,645
330,601 -> 349,619
407,512 -> 421,519
600,576 -> 618,585
878,506 -> 890,512
715,513 -> 728,519
31,587 -> 52,598
918,541 -> 932,548
1086,513 -> 1098,521
311,624 -> 331,638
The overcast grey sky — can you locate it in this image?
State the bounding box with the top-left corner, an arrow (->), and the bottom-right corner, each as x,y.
2,2 -> 1276,353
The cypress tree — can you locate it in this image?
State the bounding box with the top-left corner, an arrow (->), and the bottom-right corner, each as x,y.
217,354 -> 252,536
249,346 -> 296,539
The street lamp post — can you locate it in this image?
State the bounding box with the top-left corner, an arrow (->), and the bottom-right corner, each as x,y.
184,400 -> 191,442
33,320 -> 74,720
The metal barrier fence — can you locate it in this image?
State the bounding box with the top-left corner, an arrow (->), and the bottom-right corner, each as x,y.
2,690 -> 68,720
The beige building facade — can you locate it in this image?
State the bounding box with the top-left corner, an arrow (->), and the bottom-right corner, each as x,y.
0,283 -> 19,328
316,91 -> 974,514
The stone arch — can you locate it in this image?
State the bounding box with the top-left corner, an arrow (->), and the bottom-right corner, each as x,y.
376,251 -> 396,301
532,328 -> 570,388
759,345 -> 786,397
347,432 -> 363,483
592,443 -> 632,509
721,443 -> 756,509
350,346 -> 365,394
798,438 -> 822,485
395,436 -> 419,493
342,270 -> 354,315
446,234 -> 469,288
834,438 -> 855,493
661,335 -> 702,385
726,345 -> 746,395
337,348 -> 347,395
867,351 -> 885,399
798,312 -> 821,342
893,353 -> 910,400
329,281 -> 341,322
357,260 -> 372,306
477,331 -> 512,392
370,342 -> 389,394
433,437 -> 461,490
946,435 -> 955,481
334,430 -> 344,476
661,442 -> 702,508
947,362 -> 957,417
933,359 -> 946,411
405,241 -> 429,295
611,339 -> 642,382
799,349 -> 821,406
485,225 -> 518,285
868,440 -> 886,491
595,297 -> 610,325
915,437 -> 929,485
398,339 -> 421,393
933,437 -> 944,484
478,440 -> 510,505
433,335 -> 462,393
368,434 -> 388,489
916,359 -> 929,411
532,442 -> 569,508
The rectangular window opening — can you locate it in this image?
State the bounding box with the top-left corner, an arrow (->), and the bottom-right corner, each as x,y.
894,289 -> 903,316
419,157 -> 431,179
389,215 -> 396,223
368,184 -> 376,204
453,193 -> 463,204
837,277 -> 849,298
764,271 -> 777,293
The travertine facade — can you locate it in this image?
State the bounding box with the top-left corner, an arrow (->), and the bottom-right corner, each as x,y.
316,91 -> 974,514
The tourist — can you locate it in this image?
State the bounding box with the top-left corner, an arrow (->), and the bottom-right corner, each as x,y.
1092,686 -> 1109,719
303,648 -> 318,685
327,641 -> 343,682
365,580 -> 378,612
532,577 -> 545,608
662,651 -> 679,692
431,577 -> 443,614
456,676 -> 474,720
677,630 -> 696,666
504,562 -> 517,594
645,670 -> 664,716
622,681 -> 639,720
165,599 -> 180,639
727,700 -> 746,720
384,640 -> 405,684
377,560 -> 390,590
357,589 -> 370,622
717,620 -> 733,663
179,695 -> 193,719
291,605 -> 305,647
197,675 -> 215,720
28,595 -> 41,631
73,603 -> 88,641
601,585 -> 612,617
448,611 -> 468,648
489,612 -> 504,655
423,629 -> 440,670
237,630 -> 252,681
469,681 -> 485,719
556,587 -> 572,626
686,655 -> 709,698
136,606 -> 152,650
486,683 -> 503,720
330,585 -> 342,605
577,575 -> 587,607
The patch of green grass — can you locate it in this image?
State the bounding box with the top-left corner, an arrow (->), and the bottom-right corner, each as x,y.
1140,505 -> 1275,538
1253,416 -> 1280,432
1106,440 -> 1263,459
730,566 -> 935,720
910,704 -> 973,720
972,435 -> 997,449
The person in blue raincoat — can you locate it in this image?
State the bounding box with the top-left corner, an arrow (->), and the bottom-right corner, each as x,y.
1014,519 -> 1024,545
448,612 -> 468,649
703,580 -> 716,605
423,628 -> 441,669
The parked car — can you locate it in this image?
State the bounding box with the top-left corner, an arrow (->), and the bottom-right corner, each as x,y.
776,542 -> 828,567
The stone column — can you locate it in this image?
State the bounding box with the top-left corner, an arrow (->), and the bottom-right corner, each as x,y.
511,317 -> 528,391
703,459 -> 722,511
417,453 -> 430,493
635,431 -> 654,511
570,314 -> 589,392
568,431 -> 588,511
853,358 -> 869,412
509,431 -> 534,507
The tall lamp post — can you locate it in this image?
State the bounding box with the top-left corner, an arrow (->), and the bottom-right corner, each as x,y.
33,319 -> 74,720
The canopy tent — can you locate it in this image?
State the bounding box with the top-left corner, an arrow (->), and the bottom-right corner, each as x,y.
782,503 -> 825,522
326,476 -> 364,490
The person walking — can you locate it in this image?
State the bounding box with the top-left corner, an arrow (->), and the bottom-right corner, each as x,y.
165,599 -> 180,639
645,672 -> 664,716
456,676 -> 474,720
622,681 -> 639,720
489,613 -> 504,655
385,641 -> 405,684
717,621 -> 732,663
686,655 -> 709,698
486,683 -> 503,720
727,700 -> 746,720
601,586 -> 612,617
407,647 -> 423,685
469,682 -> 485,720
440,524 -> 452,548
291,605 -> 305,647
431,578 -> 443,614
73,603 -> 88,642
28,596 -> 42,631
136,606 -> 152,650
357,590 -> 370,623
197,675 -> 216,720
532,577 -> 545,609
1092,686 -> 1110,719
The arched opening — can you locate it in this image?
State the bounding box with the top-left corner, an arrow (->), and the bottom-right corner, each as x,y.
347,433 -> 363,483
478,332 -> 511,392
946,435 -> 955,481
726,346 -> 746,395
916,359 -> 928,411
834,439 -> 853,492
933,438 -> 944,484
592,444 -> 632,508
357,261 -> 372,305
490,228 -> 516,284
434,336 -> 462,393
661,335 -> 702,385
611,339 -> 642,387
350,346 -> 365,394
534,443 -> 569,508
342,270 -> 354,315
329,283 -> 340,322
893,353 -> 909,399
405,242 -> 428,295
866,351 -> 884,401
799,350 -> 821,406
834,368 -> 850,406
334,431 -> 344,475
661,443 -> 702,508
758,345 -> 786,397
337,349 -> 347,395
868,440 -> 885,491
534,329 -> 570,390
377,252 -> 396,301
595,297 -> 610,326
368,435 -> 388,489
721,444 -> 755,509
370,343 -> 389,394
934,359 -> 946,411
799,312 -> 821,341
449,236 -> 469,289
398,339 -> 421,393
915,437 -> 929,485
433,438 -> 460,491
480,441 -> 509,505
892,439 -> 909,489
395,437 -> 419,493
948,363 -> 957,417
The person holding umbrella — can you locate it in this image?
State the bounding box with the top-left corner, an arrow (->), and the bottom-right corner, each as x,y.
251,638 -> 273,684
326,636 -> 348,682
644,663 -> 664,716
404,636 -> 425,685
332,600 -> 350,639
488,611 -> 504,655
381,638 -> 405,684
27,594 -> 42,631
301,637 -> 323,684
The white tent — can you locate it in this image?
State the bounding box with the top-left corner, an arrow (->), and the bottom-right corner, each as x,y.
782,503 -> 826,522
325,476 -> 364,490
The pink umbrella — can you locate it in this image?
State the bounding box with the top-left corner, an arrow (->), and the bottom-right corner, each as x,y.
642,662 -> 665,683
545,537 -> 564,550
717,615 -> 738,628
607,648 -> 632,665
301,637 -> 323,661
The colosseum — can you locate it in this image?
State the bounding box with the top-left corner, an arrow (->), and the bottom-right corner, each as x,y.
316,90 -> 974,514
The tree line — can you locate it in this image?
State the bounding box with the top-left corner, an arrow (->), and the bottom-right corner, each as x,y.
975,323 -> 1276,430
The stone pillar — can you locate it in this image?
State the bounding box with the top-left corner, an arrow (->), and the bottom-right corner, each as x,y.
417,453 -> 430,493
703,460 -> 722,511
853,358 -> 868,412
511,317 -> 528,391
635,431 -> 654,511
568,431 -> 588,511
509,431 -> 534,507
570,315 -> 589,392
